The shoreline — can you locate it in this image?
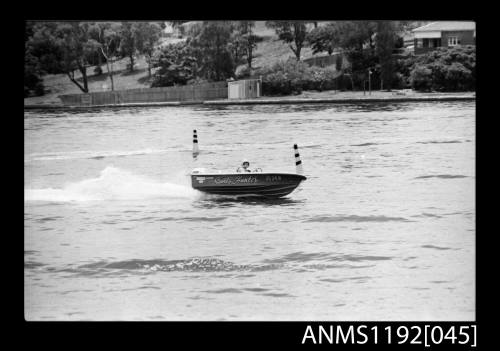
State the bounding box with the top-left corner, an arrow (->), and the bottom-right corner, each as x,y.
24,92 -> 475,110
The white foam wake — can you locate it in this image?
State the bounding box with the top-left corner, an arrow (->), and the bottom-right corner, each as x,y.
25,166 -> 199,202
26,148 -> 171,162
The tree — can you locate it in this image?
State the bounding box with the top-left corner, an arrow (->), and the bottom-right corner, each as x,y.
232,21 -> 261,69
24,47 -> 45,97
266,21 -> 309,60
27,22 -> 99,93
89,22 -> 122,91
323,21 -> 400,90
375,21 -> 396,90
307,22 -> 341,55
150,42 -> 197,87
133,22 -> 163,77
187,21 -> 235,81
119,22 -> 137,72
26,22 -> 64,75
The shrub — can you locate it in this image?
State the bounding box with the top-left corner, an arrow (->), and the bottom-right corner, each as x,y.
405,46 -> 475,92
94,66 -> 103,76
410,66 -> 433,91
235,65 -> 252,79
444,62 -> 473,91
257,58 -> 341,96
391,72 -> 407,89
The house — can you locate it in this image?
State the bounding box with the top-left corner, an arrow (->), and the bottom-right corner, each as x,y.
402,33 -> 415,52
412,21 -> 475,55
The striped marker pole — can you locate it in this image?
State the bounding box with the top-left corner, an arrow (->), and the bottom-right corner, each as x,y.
193,129 -> 199,157
294,144 -> 303,175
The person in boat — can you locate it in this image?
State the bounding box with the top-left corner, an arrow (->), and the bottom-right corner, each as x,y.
237,160 -> 252,173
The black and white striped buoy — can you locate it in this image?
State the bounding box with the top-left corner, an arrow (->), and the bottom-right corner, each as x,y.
193,129 -> 199,156
294,143 -> 303,175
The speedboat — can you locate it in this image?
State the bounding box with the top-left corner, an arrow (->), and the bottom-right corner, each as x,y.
190,130 -> 306,198
191,171 -> 306,198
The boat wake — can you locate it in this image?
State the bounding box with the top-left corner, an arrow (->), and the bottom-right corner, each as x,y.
26,148 -> 170,162
25,166 -> 199,202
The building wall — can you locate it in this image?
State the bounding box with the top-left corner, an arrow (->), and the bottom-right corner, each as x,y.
59,82 -> 228,106
414,30 -> 475,55
441,30 -> 475,47
228,79 -> 261,99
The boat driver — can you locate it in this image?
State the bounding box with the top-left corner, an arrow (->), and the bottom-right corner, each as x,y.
237,159 -> 252,173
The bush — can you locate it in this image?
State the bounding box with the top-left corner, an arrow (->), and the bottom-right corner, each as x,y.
406,46 -> 475,92
410,66 -> 433,91
235,65 -> 252,79
94,66 -> 103,76
256,58 -> 341,96
393,72 -> 408,89
444,62 -> 473,91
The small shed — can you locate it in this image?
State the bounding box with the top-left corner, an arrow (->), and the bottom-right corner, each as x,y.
228,79 -> 261,100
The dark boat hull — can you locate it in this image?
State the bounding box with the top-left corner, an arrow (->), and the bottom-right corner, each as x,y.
191,173 -> 306,198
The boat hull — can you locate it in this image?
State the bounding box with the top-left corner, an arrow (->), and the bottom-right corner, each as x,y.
191,173 -> 306,198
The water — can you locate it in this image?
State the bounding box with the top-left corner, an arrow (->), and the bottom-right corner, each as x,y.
24,102 -> 475,321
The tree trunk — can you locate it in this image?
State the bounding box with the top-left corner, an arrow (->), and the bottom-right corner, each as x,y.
247,46 -> 253,69
79,66 -> 88,93
101,47 -> 114,91
215,32 -> 221,81
129,54 -> 134,72
295,45 -> 302,61
66,71 -> 88,93
97,54 -> 103,76
108,59 -> 115,91
147,56 -> 151,77
290,44 -> 301,61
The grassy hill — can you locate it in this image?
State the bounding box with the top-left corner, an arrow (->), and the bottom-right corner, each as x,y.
24,22 -> 322,105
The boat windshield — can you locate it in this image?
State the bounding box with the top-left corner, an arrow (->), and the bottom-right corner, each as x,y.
236,167 -> 263,173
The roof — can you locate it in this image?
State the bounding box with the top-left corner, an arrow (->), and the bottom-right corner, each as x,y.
412,21 -> 475,32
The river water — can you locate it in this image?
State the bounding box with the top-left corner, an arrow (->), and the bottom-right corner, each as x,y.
24,101 -> 475,321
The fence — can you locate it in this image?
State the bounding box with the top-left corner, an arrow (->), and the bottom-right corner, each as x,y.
58,82 -> 228,106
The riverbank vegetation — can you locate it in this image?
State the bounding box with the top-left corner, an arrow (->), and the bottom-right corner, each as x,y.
25,21 -> 475,103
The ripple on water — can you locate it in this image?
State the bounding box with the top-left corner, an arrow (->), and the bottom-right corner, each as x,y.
304,215 -> 413,223
416,140 -> 464,144
262,251 -> 392,264
414,174 -> 468,179
203,288 -> 243,294
156,216 -> 227,222
421,245 -> 456,251
25,261 -> 46,269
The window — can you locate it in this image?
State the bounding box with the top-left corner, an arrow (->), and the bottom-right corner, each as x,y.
448,36 -> 459,46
